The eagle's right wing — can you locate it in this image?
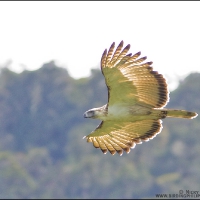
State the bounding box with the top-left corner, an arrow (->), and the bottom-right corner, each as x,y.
84,119 -> 162,155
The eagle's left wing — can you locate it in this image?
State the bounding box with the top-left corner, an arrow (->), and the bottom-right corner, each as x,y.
85,119 -> 162,155
101,41 -> 169,108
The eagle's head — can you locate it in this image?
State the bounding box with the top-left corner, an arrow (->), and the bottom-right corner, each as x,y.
83,105 -> 107,119
83,108 -> 101,119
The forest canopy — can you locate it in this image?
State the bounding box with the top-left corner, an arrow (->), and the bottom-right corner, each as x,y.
0,61 -> 199,198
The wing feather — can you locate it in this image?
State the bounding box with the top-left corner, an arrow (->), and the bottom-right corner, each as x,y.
92,137 -> 100,148
96,137 -> 108,154
102,137 -> 116,155
85,119 -> 162,155
106,140 -> 123,155
110,41 -> 124,66
106,42 -> 115,66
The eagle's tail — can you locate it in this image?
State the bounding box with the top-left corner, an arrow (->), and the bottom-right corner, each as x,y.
160,109 -> 198,119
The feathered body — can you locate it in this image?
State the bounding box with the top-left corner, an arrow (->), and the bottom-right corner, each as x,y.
83,41 -> 198,156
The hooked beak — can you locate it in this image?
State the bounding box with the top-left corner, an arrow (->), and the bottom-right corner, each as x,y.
83,112 -> 88,118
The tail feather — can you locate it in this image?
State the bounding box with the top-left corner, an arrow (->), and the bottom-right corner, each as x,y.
164,109 -> 198,119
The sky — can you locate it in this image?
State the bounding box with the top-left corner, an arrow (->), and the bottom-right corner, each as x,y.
0,1 -> 200,91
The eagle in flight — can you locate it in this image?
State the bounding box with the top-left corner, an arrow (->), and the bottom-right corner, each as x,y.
83,41 -> 198,156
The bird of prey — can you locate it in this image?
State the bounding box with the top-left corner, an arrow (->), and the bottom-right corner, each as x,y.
83,41 -> 198,156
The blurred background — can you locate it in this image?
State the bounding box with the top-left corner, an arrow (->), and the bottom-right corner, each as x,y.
0,1 -> 199,199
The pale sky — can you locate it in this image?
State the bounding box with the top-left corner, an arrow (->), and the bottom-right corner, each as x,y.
0,1 -> 200,91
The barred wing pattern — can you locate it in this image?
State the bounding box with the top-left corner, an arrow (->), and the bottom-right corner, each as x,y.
86,119 -> 162,155
101,41 -> 169,108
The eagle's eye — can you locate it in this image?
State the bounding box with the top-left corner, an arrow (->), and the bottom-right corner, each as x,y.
84,110 -> 95,118
88,111 -> 95,117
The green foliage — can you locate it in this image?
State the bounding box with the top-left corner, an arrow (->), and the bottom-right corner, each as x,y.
0,62 -> 199,198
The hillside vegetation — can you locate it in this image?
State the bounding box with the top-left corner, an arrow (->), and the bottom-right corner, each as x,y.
0,61 -> 199,198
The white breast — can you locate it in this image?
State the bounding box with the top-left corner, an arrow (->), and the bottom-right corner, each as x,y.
107,104 -> 130,119
107,103 -> 152,121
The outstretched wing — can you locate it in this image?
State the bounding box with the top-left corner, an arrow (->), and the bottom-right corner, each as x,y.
85,119 -> 162,155
101,41 -> 169,108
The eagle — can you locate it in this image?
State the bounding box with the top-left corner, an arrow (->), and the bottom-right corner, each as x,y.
83,41 -> 198,156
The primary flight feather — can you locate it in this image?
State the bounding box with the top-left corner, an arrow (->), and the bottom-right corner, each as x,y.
83,41 -> 198,156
